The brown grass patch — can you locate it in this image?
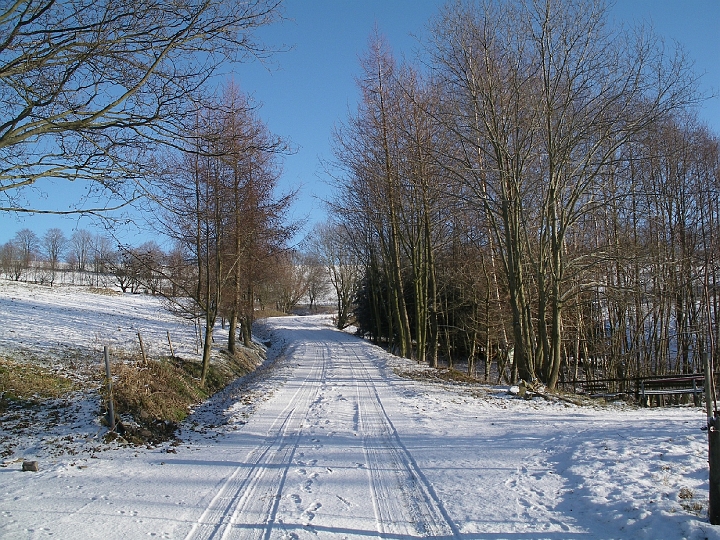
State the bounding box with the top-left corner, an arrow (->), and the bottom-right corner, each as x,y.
0,358 -> 75,411
435,368 -> 481,384
105,348 -> 261,444
394,366 -> 480,385
87,287 -> 121,296
255,308 -> 289,318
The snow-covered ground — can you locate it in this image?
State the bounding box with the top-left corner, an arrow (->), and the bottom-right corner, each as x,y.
0,280 -> 718,539
0,278 -> 202,363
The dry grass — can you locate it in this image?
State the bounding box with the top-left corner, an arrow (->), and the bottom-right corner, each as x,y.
394,366 -> 481,386
678,487 -> 694,499
678,487 -> 705,515
87,287 -> 121,296
256,308 -> 289,318
1,342 -> 264,447
0,357 -> 76,410
105,348 -> 262,444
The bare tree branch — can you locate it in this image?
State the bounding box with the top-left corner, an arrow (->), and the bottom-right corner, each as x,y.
0,0 -> 285,214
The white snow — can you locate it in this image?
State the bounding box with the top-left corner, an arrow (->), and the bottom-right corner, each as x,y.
0,280 -> 718,539
0,279 -> 201,362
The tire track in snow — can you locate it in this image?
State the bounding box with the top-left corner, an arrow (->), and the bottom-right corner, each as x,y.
184,341 -> 327,540
186,323 -> 459,539
344,342 -> 461,538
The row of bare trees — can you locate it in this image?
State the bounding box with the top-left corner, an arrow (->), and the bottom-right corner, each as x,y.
1,227 -> 329,309
0,228 -> 116,285
0,0 -> 300,386
330,0 -> 714,389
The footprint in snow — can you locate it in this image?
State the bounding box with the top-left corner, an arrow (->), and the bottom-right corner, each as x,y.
302,502 -> 322,521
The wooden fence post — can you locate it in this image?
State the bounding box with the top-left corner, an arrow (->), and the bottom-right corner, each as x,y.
194,320 -> 200,354
137,331 -> 148,365
705,352 -> 720,525
167,330 -> 175,358
104,346 -> 116,432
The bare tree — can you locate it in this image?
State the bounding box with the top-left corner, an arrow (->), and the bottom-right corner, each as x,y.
0,241 -> 22,280
274,250 -> 312,314
212,84 -> 293,354
69,229 -> 93,274
150,85 -> 294,383
301,252 -> 330,312
13,228 -> 38,274
107,248 -> 138,293
90,234 -> 115,286
0,0 -> 284,215
40,227 -> 67,285
333,34 -> 414,358
42,228 -> 67,273
307,222 -> 362,328
430,0 -> 697,387
119,241 -> 166,294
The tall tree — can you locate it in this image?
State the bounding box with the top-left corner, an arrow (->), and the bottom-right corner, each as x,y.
0,241 -> 22,281
430,0 -> 697,387
41,227 -> 67,285
213,85 -> 292,353
70,229 -> 93,273
152,85 -> 293,382
13,228 -> 38,273
333,34 -> 414,358
42,228 -> 66,273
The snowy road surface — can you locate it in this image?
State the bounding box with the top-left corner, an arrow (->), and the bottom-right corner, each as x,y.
1,315 -> 717,539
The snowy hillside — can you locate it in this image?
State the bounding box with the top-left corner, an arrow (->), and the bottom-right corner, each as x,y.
0,279 -> 202,363
0,280 -> 718,539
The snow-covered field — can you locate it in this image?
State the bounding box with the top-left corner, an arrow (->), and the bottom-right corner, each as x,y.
0,278 -> 202,364
0,280 -> 718,539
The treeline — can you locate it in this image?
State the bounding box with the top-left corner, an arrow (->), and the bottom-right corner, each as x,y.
0,223 -> 334,353
1,228 -> 115,286
329,0 -> 718,388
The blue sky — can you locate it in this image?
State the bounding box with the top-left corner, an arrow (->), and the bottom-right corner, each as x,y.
1,0 -> 719,247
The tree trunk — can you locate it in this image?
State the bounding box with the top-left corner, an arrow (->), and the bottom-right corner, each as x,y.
228,311 -> 238,355
200,321 -> 214,384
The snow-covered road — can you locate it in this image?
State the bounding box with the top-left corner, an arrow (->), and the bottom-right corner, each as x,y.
184,318 -> 458,539
1,314 -> 718,539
